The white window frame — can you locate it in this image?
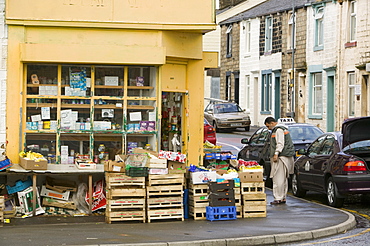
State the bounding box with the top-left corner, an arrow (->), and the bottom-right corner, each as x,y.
348,72 -> 356,116
261,73 -> 272,112
244,21 -> 251,54
314,7 -> 324,48
288,13 -> 296,49
226,25 -> 233,57
265,17 -> 273,52
245,75 -> 251,109
349,1 -> 356,42
312,72 -> 323,115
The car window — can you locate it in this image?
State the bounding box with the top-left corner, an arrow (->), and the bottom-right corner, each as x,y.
343,140 -> 370,153
257,128 -> 270,144
307,135 -> 326,156
205,104 -> 213,112
318,135 -> 335,155
213,103 -> 242,114
289,125 -> 323,141
249,128 -> 265,145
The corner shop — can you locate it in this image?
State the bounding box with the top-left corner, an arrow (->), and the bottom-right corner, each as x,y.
2,0 -> 217,214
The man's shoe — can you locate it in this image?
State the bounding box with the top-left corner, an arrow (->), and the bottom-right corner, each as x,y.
270,200 -> 283,205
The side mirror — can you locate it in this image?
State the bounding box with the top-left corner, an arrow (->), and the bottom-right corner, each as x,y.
207,109 -> 213,114
241,138 -> 249,144
297,148 -> 307,155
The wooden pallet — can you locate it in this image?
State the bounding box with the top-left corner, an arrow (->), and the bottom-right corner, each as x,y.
241,182 -> 265,194
105,173 -> 145,188
147,174 -> 185,186
188,183 -> 208,196
147,196 -> 183,208
107,188 -> 146,198
106,198 -> 146,209
189,195 -> 209,208
147,185 -> 183,196
236,205 -> 242,219
0,211 -> 3,223
147,208 -> 184,223
242,193 -> 267,218
0,196 -> 4,210
106,210 -> 146,223
189,206 -> 206,220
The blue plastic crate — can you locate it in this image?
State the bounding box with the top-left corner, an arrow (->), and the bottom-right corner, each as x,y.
6,176 -> 32,194
206,206 -> 237,221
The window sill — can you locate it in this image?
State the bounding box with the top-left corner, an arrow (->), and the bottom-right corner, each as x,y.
263,51 -> 272,56
260,111 -> 271,115
308,114 -> 322,120
313,45 -> 324,52
226,54 -> 232,58
345,41 -> 357,48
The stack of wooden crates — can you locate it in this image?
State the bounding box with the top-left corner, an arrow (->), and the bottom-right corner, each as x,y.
0,195 -> 4,226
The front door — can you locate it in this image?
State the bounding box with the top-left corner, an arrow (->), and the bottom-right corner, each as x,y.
326,75 -> 335,132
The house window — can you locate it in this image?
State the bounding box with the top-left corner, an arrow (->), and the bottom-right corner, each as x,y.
265,17 -> 273,52
348,72 -> 356,116
226,25 -> 233,57
314,7 -> 324,48
261,73 -> 272,112
245,75 -> 250,108
312,72 -> 322,114
349,1 -> 356,42
244,21 -> 251,54
287,13 -> 296,49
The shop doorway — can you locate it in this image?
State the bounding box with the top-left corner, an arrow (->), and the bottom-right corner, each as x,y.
161,92 -> 184,152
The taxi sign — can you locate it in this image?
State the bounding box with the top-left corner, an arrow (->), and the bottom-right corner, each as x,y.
278,118 -> 296,123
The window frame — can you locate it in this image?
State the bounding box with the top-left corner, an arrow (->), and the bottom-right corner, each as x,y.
348,72 -> 356,117
264,17 -> 273,53
349,1 -> 357,42
244,20 -> 251,54
226,25 -> 233,58
288,12 -> 296,50
314,7 -> 324,50
261,72 -> 272,113
312,72 -> 323,115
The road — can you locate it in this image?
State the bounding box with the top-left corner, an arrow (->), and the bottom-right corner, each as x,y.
219,129 -> 370,246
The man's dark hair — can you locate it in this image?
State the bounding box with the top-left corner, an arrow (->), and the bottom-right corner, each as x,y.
264,117 -> 276,124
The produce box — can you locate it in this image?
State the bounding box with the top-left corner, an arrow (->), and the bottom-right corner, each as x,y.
75,159 -> 96,170
42,197 -> 77,210
104,160 -> 125,172
149,168 -> 168,175
17,186 -> 45,216
20,157 -> 47,170
238,169 -> 263,182
40,185 -> 70,201
168,161 -> 186,174
191,171 -> 217,184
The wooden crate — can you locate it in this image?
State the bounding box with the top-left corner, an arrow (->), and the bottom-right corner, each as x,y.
189,195 -> 209,208
106,210 -> 146,223
147,174 -> 184,186
105,173 -> 145,188
107,188 -> 146,198
0,196 -> 4,210
147,185 -> 183,196
236,205 -> 243,219
188,183 -> 208,196
147,208 -> 184,223
189,206 -> 206,220
147,197 -> 183,208
106,198 -> 145,210
241,182 -> 265,194
242,193 -> 267,218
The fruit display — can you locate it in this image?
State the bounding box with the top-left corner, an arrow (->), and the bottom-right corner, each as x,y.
19,151 -> 47,162
203,140 -> 222,149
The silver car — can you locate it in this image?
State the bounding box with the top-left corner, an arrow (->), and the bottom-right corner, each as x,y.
204,102 -> 251,132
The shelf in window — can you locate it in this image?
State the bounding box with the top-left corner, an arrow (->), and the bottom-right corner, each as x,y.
24,130 -> 57,134
61,96 -> 91,99
27,84 -> 58,87
92,130 -> 124,134
126,97 -> 156,100
127,105 -> 155,110
94,104 -> 123,109
61,104 -> 91,108
127,86 -> 154,90
126,131 -> 157,135
94,85 -> 124,89
27,103 -> 57,108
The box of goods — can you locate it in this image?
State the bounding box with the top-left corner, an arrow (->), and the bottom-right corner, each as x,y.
104,160 -> 125,173
149,168 -> 168,175
20,157 -> 47,170
147,121 -> 155,131
191,171 -> 217,184
126,153 -> 148,167
45,177 -> 77,193
148,157 -> 167,169
85,179 -> 106,212
126,166 -> 149,177
75,159 -> 96,170
17,186 -> 45,216
139,121 -> 148,131
42,197 -> 77,210
168,161 -> 187,174
40,185 -> 70,201
238,169 -> 264,183
208,179 -> 235,191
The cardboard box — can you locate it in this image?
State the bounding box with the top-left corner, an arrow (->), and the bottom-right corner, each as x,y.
45,177 -> 77,193
191,171 -> 217,184
20,157 -> 47,170
238,169 -> 264,182
40,185 -> 70,201
75,159 -> 96,170
168,161 -> 186,174
149,168 -> 168,175
104,160 -> 125,173
42,197 -> 77,210
17,186 -> 45,216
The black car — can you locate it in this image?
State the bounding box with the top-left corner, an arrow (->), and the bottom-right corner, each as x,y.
292,117 -> 370,207
238,121 -> 323,186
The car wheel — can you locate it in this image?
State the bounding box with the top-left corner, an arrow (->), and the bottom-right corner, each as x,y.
291,172 -> 306,198
326,177 -> 344,207
212,121 -> 219,133
245,126 -> 250,131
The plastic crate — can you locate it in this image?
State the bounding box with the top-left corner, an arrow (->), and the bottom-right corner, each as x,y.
126,167 -> 149,177
6,176 -> 32,194
0,158 -> 12,171
206,206 -> 237,221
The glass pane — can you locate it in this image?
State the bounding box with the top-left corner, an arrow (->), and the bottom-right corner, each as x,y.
127,66 -> 156,97
26,64 -> 58,95
60,133 -> 90,164
61,65 -> 92,96
60,99 -> 91,131
93,99 -> 124,130
25,133 -> 57,163
126,134 -> 156,152
26,98 -> 58,131
94,134 -> 123,162
94,66 -> 124,97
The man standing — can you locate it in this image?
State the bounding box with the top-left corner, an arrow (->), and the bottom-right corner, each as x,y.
264,117 -> 295,205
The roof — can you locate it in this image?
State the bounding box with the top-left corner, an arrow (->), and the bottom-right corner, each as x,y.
220,0 -> 313,25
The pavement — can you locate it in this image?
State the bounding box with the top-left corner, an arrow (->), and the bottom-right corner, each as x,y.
0,188 -> 356,246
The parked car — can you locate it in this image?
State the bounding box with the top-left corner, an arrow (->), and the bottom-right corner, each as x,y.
292,116 -> 370,207
204,101 -> 251,132
237,119 -> 323,186
204,118 -> 217,145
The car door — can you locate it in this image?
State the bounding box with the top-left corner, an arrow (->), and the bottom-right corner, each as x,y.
244,127 -> 269,161
310,134 -> 336,191
204,104 -> 213,124
296,135 -> 326,188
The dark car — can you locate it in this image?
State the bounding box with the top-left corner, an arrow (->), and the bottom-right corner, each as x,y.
292,117 -> 370,208
238,120 -> 323,186
204,118 -> 216,145
204,101 -> 251,132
